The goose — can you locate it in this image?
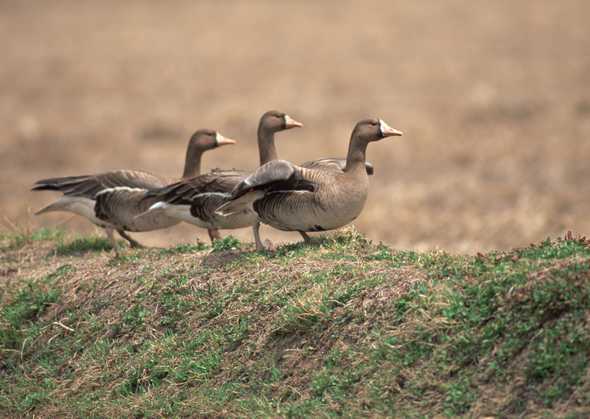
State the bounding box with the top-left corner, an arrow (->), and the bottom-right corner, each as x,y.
216,118 -> 403,250
139,110 -> 304,237
258,114 -> 376,244
32,129 -> 236,248
144,111 -> 377,247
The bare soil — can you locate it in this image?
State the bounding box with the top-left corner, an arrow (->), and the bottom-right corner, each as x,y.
1,0 -> 589,252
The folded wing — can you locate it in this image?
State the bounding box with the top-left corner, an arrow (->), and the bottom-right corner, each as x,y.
143,169 -> 247,205
217,160 -> 315,216
32,170 -> 166,199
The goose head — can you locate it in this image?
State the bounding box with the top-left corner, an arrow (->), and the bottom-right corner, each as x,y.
182,129 -> 237,178
352,118 -> 403,143
189,129 -> 237,151
259,110 -> 303,134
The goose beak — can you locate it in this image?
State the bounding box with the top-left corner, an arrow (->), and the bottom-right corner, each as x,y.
379,119 -> 403,138
284,115 -> 304,129
215,132 -> 238,146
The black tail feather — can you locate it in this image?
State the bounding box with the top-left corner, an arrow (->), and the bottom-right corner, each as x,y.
31,175 -> 95,192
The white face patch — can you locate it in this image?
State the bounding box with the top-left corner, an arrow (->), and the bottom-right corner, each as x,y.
379,119 -> 387,137
283,114 -> 303,129
215,132 -> 221,146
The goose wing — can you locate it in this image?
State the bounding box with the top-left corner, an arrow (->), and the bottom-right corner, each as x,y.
217,160 -> 317,218
94,186 -> 180,232
230,160 -> 314,200
143,169 -> 247,205
95,187 -> 149,224
189,192 -> 231,223
32,170 -> 166,199
300,158 -> 374,175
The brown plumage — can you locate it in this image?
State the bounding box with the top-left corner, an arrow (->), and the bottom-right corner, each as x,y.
217,119 -> 403,250
300,158 -> 374,176
32,129 -> 236,249
32,170 -> 167,200
256,113 -> 374,244
139,111 -> 304,235
143,169 -> 248,206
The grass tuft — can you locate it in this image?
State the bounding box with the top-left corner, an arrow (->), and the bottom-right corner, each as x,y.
55,236 -> 113,255
212,235 -> 241,252
159,242 -> 208,255
1,227 -> 65,250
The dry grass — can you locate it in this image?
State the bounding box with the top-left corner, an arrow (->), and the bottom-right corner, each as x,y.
1,1 -> 589,251
1,228 -> 589,416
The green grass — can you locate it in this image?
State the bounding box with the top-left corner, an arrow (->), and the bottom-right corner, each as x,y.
159,242 -> 208,255
55,236 -> 113,255
0,265 -> 71,354
212,235 -> 241,252
0,228 -> 116,257
1,227 -> 65,250
0,229 -> 589,417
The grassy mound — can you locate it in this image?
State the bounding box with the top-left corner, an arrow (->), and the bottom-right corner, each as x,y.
1,229 -> 589,417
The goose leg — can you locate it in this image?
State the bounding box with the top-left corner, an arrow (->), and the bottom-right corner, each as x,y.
208,228 -> 221,243
117,229 -> 144,249
105,227 -> 119,256
298,231 -> 312,243
253,221 -> 265,251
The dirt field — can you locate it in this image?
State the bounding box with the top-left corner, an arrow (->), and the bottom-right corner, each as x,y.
1,0 -> 589,252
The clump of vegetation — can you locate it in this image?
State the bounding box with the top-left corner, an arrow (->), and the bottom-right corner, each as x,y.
55,236 -> 113,256
159,242 -> 208,255
1,227 -> 65,250
0,228 -> 589,417
212,235 -> 241,252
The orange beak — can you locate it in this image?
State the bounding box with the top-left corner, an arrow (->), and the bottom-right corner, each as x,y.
216,133 -> 238,146
284,114 -> 304,129
379,119 -> 403,137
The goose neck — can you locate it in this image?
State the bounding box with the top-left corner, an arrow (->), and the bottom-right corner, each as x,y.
182,143 -> 203,179
344,136 -> 369,173
258,126 -> 278,165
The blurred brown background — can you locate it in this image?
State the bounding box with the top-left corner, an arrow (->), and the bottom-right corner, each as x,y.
1,0 -> 589,252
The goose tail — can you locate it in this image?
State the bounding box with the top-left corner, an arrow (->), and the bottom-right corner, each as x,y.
34,198 -> 70,216
31,175 -> 90,193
